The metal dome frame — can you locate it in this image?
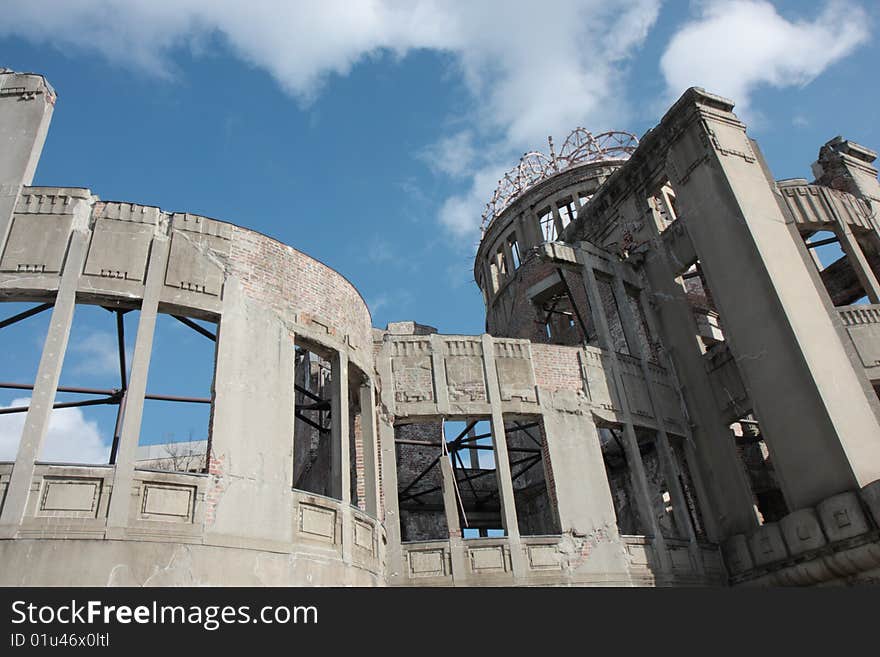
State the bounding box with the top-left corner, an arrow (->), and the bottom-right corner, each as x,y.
481,128 -> 638,233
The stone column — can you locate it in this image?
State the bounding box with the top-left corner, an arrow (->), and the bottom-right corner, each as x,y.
0,196 -> 90,535
515,213 -> 538,253
330,351 -> 351,504
550,204 -> 565,240
375,340 -> 404,582
578,258 -> 673,571
0,71 -> 54,244
836,221 -> 880,303
105,236 -> 169,534
638,195 -> 757,539
813,137 -> 880,204
359,382 -> 380,517
203,278 -> 296,546
438,450 -> 462,538
330,351 -> 353,563
480,333 -> 526,578
635,284 -> 717,542
538,385 -> 622,537
439,450 -> 470,583
610,273 -> 702,567
667,90 -> 880,508
502,239 -> 515,276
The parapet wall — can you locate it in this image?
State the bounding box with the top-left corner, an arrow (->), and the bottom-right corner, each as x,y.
0,186 -> 383,586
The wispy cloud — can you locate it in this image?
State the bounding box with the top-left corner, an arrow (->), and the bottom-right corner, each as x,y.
0,0 -> 662,243
69,330 -> 132,378
659,1 -> 870,113
4,1 -> 865,246
419,131 -> 477,179
367,289 -> 415,324
368,294 -> 391,314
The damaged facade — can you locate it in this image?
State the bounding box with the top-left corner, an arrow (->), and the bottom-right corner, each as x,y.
1,68 -> 880,586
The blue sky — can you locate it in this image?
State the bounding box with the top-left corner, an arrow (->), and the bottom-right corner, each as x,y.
1,0 -> 878,461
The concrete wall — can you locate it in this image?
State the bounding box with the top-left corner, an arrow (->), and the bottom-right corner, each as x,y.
0,182 -> 383,585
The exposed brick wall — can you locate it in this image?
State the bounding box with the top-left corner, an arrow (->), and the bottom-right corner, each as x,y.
204,452 -> 228,527
228,226 -> 373,358
395,422 -> 448,541
530,343 -> 584,392
376,412 -> 385,523
353,407 -> 365,511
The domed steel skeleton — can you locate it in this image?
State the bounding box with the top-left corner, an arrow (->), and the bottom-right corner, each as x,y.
481,128 -> 638,234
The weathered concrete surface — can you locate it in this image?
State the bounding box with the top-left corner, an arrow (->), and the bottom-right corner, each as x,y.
2,68 -> 880,587
0,540 -> 383,586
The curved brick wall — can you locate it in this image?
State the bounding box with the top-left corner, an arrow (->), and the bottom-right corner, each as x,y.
229,226 -> 373,362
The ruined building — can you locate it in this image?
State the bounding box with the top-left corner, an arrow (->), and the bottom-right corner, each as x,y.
1,67 -> 880,586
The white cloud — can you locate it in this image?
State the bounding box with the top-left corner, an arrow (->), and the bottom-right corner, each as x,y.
660,1 -> 870,111
420,131 -> 477,179
368,289 -> 415,320
0,397 -> 110,464
69,330 -> 131,377
438,164 -> 508,237
368,294 -> 391,314
0,0 -> 662,240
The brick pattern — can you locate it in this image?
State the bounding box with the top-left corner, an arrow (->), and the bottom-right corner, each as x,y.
529,343 -> 584,392
228,227 -> 373,357
487,257 -> 593,346
376,413 -> 385,523
204,452 -> 228,527
353,409 -> 365,511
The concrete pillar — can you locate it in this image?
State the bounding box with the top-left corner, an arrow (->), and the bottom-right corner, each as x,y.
813,137 -> 880,204
635,284 -> 717,541
579,260 -> 673,571
206,278 -> 295,545
539,395 -> 621,537
359,382 -> 380,517
480,333 -> 526,577
330,351 -> 351,504
550,204 -> 564,240
611,275 -> 702,566
0,71 -> 55,245
427,334 -> 472,581
523,209 -> 544,247
836,222 -> 880,303
438,450 -> 462,538
514,213 -> 533,253
667,92 -> 880,508
0,197 -> 90,535
105,237 -> 168,533
439,452 -> 470,583
375,342 -> 404,582
502,239 -> 515,277
639,197 -> 757,539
